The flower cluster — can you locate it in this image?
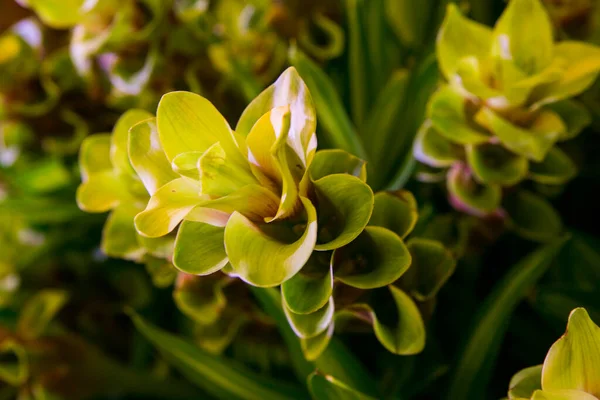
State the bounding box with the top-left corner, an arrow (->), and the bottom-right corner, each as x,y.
414,0 -> 600,238
77,67 -> 455,360
507,308 -> 600,400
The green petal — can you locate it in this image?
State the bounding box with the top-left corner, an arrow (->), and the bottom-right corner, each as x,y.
17,289 -> 68,340
453,57 -> 504,102
129,118 -> 178,195
447,163 -> 502,216
475,107 -> 564,162
529,147 -> 576,185
428,86 -> 490,145
282,253 -> 333,314
185,184 -> 280,227
399,238 -> 456,301
348,286 -> 425,355
508,365 -> 542,400
466,143 -> 529,186
544,100 -> 591,141
173,221 -> 228,275
172,151 -> 203,180
542,308 -> 600,396
26,0 -> 85,28
76,171 -> 125,213
504,190 -> 562,242
224,197 -> 317,287
156,91 -> 242,163
173,274 -> 228,326
301,322 -> 334,362
333,226 -> 411,289
79,134 -> 112,180
0,340 -> 28,386
236,67 -> 317,166
103,205 -> 145,262
308,372 -> 376,400
436,4 -> 493,79
314,174 -> 374,251
199,142 -> 259,198
491,0 -> 553,76
135,178 -> 203,238
112,109 -> 154,176
284,297 -> 334,339
531,390 -> 599,400
413,121 -> 463,168
310,149 -> 367,182
534,41 -> 600,105
368,190 -> 418,239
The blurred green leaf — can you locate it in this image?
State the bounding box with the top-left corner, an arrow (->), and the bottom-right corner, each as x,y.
17,289 -> 68,340
131,312 -> 306,400
446,236 -> 568,400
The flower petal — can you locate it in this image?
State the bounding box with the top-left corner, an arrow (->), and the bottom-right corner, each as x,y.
129,118 -> 178,195
283,296 -> 334,339
173,221 -> 228,275
224,196 -> 317,287
135,178 -> 203,238
368,190 -> 418,239
111,109 -> 154,176
332,226 -> 411,289
542,308 -> 600,396
282,253 -> 333,314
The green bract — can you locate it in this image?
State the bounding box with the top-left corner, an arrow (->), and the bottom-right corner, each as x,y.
414,0 -> 600,230
77,109 -> 175,261
508,308 -> 600,400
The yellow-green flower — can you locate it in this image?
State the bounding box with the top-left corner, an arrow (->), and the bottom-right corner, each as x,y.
508,307 -> 600,400
76,110 -> 175,261
131,67 -> 374,288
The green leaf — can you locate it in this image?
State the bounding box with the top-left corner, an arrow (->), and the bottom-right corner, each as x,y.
308,373 -> 377,400
534,41 -> 600,105
130,312 -> 306,400
446,237 -> 568,400
284,297 -> 334,339
156,91 -> 242,164
17,289 -> 68,340
102,205 -> 145,262
385,0 -> 430,47
368,190 -> 418,239
466,143 -> 529,186
400,238 -> 456,301
310,150 -> 367,182
314,174 -> 374,251
428,86 -> 490,145
447,163 -> 502,216
26,0 -> 85,28
282,253 -> 333,315
344,0 -> 369,128
436,4 -> 492,79
288,47 -> 367,159
349,286 -> 425,355
224,197 -> 317,287
332,226 -> 411,289
173,221 -> 228,275
0,340 -> 28,386
491,0 -> 553,76
236,66 -> 317,166
413,121 -> 463,168
129,118 -> 178,195
529,147 -> 576,185
504,190 -> 562,242
508,365 -> 542,400
475,107 -> 564,162
544,100 -> 591,141
135,178 -> 202,238
542,308 -> 600,396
